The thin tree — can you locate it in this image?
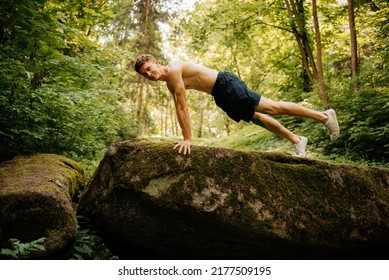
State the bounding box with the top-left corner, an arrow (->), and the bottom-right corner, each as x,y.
312,0 -> 329,108
136,0 -> 150,133
347,0 -> 359,93
284,0 -> 330,108
284,0 -> 317,81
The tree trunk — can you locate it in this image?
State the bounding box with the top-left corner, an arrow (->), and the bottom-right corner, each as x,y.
136,0 -> 151,132
293,0 -> 319,79
197,108 -> 204,138
284,0 -> 315,83
285,0 -> 331,108
347,0 -> 359,93
136,77 -> 145,132
312,0 -> 329,108
164,97 -> 168,136
141,82 -> 150,135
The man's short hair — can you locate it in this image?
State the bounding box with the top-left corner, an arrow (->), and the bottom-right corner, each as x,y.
134,54 -> 155,73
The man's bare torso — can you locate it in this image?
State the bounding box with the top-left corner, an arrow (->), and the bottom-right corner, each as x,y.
167,61 -> 218,94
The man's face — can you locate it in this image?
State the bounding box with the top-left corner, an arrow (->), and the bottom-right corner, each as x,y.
139,60 -> 160,81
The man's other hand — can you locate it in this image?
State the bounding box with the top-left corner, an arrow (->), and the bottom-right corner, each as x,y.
173,140 -> 192,155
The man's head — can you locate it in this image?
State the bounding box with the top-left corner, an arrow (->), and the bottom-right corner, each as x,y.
134,54 -> 156,74
134,54 -> 161,81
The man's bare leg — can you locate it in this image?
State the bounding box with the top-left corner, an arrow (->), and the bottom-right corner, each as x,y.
251,112 -> 300,145
256,97 -> 328,123
251,112 -> 308,157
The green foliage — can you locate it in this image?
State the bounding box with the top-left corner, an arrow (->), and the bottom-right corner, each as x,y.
0,0 -> 136,167
0,238 -> 46,260
325,92 -> 389,163
70,216 -> 112,260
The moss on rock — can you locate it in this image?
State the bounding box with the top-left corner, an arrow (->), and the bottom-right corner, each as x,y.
78,139 -> 389,259
0,154 -> 85,259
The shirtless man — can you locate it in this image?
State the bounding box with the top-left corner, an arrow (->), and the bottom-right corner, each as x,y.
134,54 -> 339,157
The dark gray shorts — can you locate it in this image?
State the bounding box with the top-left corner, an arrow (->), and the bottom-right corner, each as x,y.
211,72 -> 261,122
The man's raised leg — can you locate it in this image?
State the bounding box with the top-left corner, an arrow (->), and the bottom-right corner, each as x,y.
256,97 -> 339,140
256,97 -> 328,122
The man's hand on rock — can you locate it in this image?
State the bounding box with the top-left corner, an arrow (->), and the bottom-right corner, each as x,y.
173,140 -> 192,155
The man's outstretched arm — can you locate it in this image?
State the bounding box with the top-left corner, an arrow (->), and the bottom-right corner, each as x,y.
167,72 -> 192,154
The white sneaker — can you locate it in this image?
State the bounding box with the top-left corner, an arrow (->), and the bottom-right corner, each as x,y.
323,109 -> 340,141
294,136 -> 308,157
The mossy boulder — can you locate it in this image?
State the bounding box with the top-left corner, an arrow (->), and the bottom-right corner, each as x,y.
0,154 -> 84,259
78,139 -> 389,259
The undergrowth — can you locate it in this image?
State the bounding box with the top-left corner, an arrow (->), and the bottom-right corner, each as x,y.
70,215 -> 113,260
0,238 -> 46,259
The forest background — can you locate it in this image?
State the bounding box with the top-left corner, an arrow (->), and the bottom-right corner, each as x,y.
1,0 -> 388,178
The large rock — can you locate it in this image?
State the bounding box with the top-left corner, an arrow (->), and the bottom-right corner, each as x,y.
0,154 -> 84,259
78,139 -> 389,259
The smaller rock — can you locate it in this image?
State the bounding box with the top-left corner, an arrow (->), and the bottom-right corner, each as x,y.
0,154 -> 84,259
